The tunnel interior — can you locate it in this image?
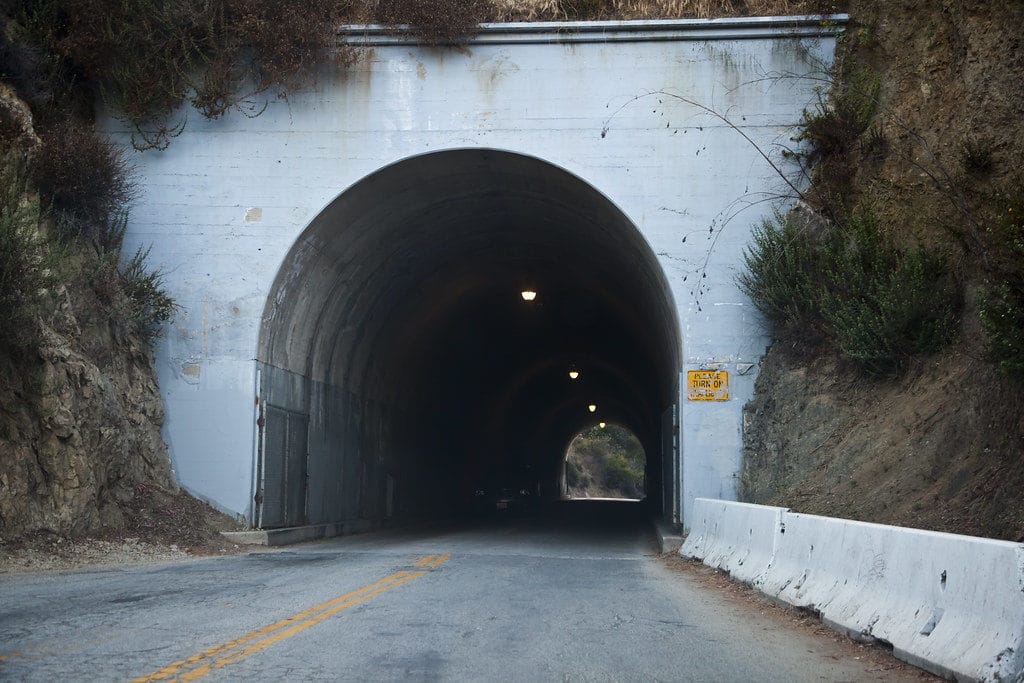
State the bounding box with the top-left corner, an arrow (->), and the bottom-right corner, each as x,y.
255,149 -> 680,529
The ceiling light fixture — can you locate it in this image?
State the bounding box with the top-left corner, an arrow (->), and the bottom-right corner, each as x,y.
520,290 -> 537,302
588,404 -> 597,413
568,370 -> 580,380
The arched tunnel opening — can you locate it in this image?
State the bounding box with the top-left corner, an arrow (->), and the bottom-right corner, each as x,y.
255,149 -> 680,530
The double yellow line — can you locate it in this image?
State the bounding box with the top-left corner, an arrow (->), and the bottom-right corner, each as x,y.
132,552 -> 450,682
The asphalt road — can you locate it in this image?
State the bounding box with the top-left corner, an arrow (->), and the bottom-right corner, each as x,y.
1,502 -> 919,681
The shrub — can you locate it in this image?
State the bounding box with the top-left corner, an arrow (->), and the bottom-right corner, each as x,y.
980,283 -> 1024,376
795,64 -> 880,167
0,151 -> 56,351
565,459 -> 586,488
16,0 -> 353,148
821,209 -> 959,374
191,0 -> 358,118
558,0 -> 608,19
738,209 -> 825,333
0,14 -> 72,120
739,206 -> 959,374
30,121 -> 134,239
373,0 -> 491,44
960,135 -> 994,176
118,245 -> 176,341
90,213 -> 176,341
979,186 -> 1024,376
603,453 -> 642,497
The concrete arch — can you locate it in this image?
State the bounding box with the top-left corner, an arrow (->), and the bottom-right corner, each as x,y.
254,148 -> 681,529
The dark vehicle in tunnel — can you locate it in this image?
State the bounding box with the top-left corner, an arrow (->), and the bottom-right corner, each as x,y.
472,486 -> 533,515
469,465 -> 538,516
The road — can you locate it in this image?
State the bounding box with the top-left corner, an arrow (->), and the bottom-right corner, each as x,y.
1,501 -> 923,681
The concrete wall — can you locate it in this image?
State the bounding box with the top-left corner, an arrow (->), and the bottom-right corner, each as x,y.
107,18 -> 841,524
682,498 -> 1024,681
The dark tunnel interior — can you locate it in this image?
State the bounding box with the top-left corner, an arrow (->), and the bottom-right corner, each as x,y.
255,149 -> 680,529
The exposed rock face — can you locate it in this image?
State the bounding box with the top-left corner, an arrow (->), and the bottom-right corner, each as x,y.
0,86 -> 176,539
0,303 -> 177,538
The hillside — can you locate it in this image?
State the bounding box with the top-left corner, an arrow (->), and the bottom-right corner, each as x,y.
565,425 -> 646,499
739,0 -> 1024,542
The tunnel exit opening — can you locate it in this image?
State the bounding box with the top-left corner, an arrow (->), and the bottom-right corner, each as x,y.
563,423 -> 647,502
254,149 -> 681,530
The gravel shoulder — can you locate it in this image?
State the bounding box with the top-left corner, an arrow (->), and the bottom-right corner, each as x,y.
658,553 -> 937,681
0,532 -> 250,574
0,487 -> 248,574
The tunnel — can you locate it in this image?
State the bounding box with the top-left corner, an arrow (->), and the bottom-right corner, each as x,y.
254,149 -> 681,529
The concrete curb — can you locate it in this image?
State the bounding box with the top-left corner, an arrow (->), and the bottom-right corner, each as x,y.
681,498 -> 1024,682
650,517 -> 684,554
221,520 -> 374,546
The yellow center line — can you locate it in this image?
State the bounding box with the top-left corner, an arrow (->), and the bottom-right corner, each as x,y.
131,553 -> 450,682
427,552 -> 451,568
181,570 -> 429,681
132,570 -> 411,682
412,554 -> 437,567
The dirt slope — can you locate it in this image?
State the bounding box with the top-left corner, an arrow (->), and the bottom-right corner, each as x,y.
742,343 -> 1024,541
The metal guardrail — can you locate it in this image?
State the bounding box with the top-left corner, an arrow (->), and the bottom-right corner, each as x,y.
338,15 -> 850,46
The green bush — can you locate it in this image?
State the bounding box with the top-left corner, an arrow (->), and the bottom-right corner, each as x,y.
0,152 -> 57,351
119,246 -> 177,341
981,283 -> 1024,376
821,209 -> 959,374
737,209 -> 825,332
603,453 -> 642,497
739,206 -> 959,374
795,64 -> 880,166
979,187 -> 1024,376
565,459 -> 586,489
91,213 -> 176,341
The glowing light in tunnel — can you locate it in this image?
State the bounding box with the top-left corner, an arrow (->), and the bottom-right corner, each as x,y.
599,422 -> 606,428
588,404 -> 597,413
520,290 -> 537,301
568,370 -> 580,380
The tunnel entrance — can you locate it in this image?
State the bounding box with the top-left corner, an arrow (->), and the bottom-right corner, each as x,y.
563,423 -> 646,501
254,149 -> 681,529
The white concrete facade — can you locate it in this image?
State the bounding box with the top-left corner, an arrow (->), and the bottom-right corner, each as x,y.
107,17 -> 842,526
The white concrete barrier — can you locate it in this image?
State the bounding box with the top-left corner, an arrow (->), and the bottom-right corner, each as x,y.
681,498 -> 1024,682
680,499 -> 787,584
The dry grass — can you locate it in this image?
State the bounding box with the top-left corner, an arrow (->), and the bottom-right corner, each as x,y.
490,0 -> 833,21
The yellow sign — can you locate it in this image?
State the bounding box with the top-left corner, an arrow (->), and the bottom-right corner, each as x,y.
687,370 -> 729,401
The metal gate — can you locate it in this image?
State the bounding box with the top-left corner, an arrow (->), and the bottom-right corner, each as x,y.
661,403 -> 679,525
259,405 -> 309,528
